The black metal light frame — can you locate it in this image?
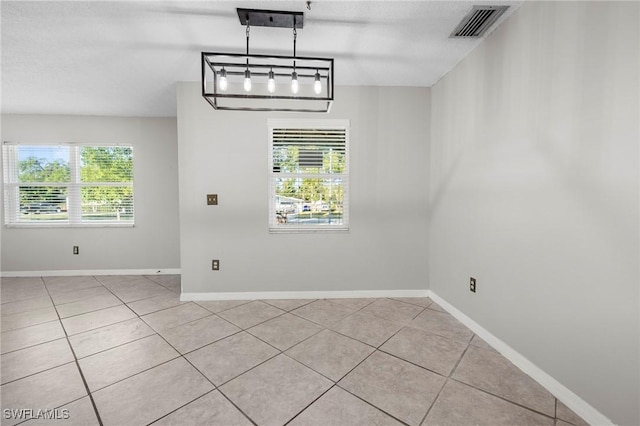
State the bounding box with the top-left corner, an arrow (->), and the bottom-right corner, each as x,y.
201,9 -> 334,113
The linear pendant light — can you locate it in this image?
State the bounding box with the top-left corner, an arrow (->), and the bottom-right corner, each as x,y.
202,8 -> 334,113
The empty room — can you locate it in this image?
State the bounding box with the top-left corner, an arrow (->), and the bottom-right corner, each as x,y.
1,1 -> 638,425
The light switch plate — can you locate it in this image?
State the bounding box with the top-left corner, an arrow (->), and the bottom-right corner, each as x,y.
207,194 -> 218,205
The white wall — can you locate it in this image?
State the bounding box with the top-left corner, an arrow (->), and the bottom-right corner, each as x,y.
429,2 -> 639,425
177,84 -> 430,295
1,115 -> 181,273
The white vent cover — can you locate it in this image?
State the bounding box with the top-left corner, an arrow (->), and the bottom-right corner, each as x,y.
450,5 -> 509,38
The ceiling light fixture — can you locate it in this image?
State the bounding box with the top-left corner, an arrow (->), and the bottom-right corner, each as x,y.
218,68 -> 228,91
267,68 -> 276,93
202,8 -> 334,112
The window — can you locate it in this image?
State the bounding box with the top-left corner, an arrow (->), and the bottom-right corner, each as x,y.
269,120 -> 349,232
2,143 -> 134,226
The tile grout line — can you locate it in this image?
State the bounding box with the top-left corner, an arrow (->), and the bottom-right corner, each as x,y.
447,376 -> 558,421
447,339 -> 558,421
0,306 -> 60,333
61,278 -> 245,425
261,298 -> 318,312
334,383 -> 412,426
418,377 -> 449,425
0,358 -> 77,387
0,319 -> 64,355
417,331 -> 476,425
155,328 -> 261,426
100,285 -> 258,426
7,280 -> 561,425
282,384 -> 338,426
40,276 -> 105,426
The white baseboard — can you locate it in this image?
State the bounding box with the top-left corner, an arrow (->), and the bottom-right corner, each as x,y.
428,290 -> 614,426
0,268 -> 181,278
181,289 -> 429,302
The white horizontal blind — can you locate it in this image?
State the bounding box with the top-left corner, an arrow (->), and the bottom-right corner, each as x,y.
269,120 -> 349,232
2,144 -> 134,226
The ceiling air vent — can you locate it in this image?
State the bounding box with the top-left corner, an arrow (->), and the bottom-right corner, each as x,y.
450,5 -> 509,38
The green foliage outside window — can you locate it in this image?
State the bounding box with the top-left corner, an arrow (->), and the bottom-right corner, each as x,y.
274,145 -> 345,206
80,147 -> 133,215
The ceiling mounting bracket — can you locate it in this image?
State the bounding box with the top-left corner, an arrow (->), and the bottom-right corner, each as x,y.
237,8 -> 304,29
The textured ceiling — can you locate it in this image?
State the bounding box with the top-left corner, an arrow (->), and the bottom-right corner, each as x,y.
1,1 -> 522,117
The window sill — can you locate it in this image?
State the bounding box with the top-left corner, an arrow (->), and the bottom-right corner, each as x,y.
5,222 -> 135,229
269,226 -> 349,234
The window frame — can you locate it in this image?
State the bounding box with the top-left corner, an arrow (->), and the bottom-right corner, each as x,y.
2,142 -> 135,228
268,119 -> 350,233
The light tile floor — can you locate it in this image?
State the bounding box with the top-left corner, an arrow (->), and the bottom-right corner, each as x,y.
1,275 -> 589,426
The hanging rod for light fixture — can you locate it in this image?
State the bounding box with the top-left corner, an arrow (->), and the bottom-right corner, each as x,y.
201,8 -> 334,113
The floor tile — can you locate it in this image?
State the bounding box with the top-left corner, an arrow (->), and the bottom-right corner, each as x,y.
186,332 -> 279,386
0,363 -> 87,426
426,301 -> 447,313
56,293 -> 122,319
469,334 -> 497,352
290,386 -> 403,426
1,296 -> 53,317
247,313 -> 323,351
96,275 -> 153,287
104,281 -> 173,303
61,305 -> 136,336
331,311 -> 403,347
1,307 -> 59,332
220,354 -> 332,426
196,300 -> 252,314
408,309 -> 473,343
49,286 -> 112,306
43,276 -> 103,292
79,334 -> 180,391
69,318 -> 155,358
325,298 -> 377,310
127,292 -> 185,316
1,320 -> 65,354
92,357 -> 214,426
391,297 -> 433,307
1,338 -> 74,384
217,301 -> 285,329
262,299 -> 316,311
141,303 -> 211,332
144,274 -> 181,294
0,278 -> 576,426
339,350 -> 446,426
451,345 -> 555,417
1,279 -> 48,304
286,329 -> 374,381
556,400 -> 589,426
361,299 -> 425,323
380,327 -> 467,376
160,315 -> 240,354
26,396 -> 100,426
154,390 -> 252,426
1,277 -> 44,286
423,380 -> 554,426
291,299 -> 357,327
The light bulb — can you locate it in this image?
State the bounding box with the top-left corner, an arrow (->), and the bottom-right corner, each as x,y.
219,68 -> 228,92
244,69 -> 252,92
314,70 -> 322,95
291,71 -> 299,94
268,69 -> 276,93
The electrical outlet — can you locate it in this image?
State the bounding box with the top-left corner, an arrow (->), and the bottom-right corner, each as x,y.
212,259 -> 220,271
470,277 -> 476,293
73,246 -> 79,255
207,194 -> 218,205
